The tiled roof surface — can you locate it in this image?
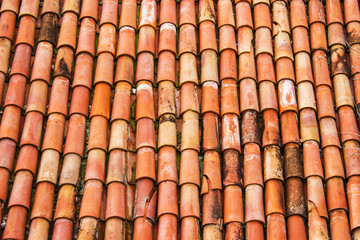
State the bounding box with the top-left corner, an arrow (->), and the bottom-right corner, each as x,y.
0,0 -> 359,239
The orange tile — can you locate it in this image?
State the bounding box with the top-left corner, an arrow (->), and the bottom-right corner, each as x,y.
100,0 -> 118,27
299,109 -> 320,143
200,50 -> 219,84
265,180 -> 285,216
19,111 -> 43,148
274,32 -> 294,61
2,206 -> 28,239
138,0 -> 157,29
28,218 -> 50,240
105,182 -> 126,220
262,109 -> 281,147
245,221 -> 264,240
308,200 -> 329,239
245,184 -> 265,223
136,81 -> 155,121
79,0 -> 98,20
278,79 -> 298,114
157,52 -> 176,84
272,1 -> 291,36
280,111 -> 300,145
237,26 -> 253,55
343,140 -> 360,178
310,23 -> 328,51
257,53 -> 276,83
224,185 -> 243,224
217,0 -> 235,27
0,167 -> 10,201
240,79 -> 259,112
319,117 -> 341,149
308,0 -> 326,25
104,218 -> 126,240
338,106 -> 360,143
8,170 -> 33,209
116,26 -> 136,59
266,214 -> 286,240
292,27 -> 310,55
157,214 -> 178,239
312,50 -> 332,87
238,46 -> 257,81
31,182 -> 55,221
157,146 -> 177,184
159,0 -> 176,26
315,85 -> 336,119
202,113 -> 220,152
84,149 -> 107,182
287,215 -> 307,240
97,24 -> 116,56
303,140 -> 324,179
179,54 -> 198,85
326,0 -> 344,25
199,21 -> 217,53
344,0 -> 360,25
0,38 -> 11,75
41,113 -> 66,152
329,210 -> 352,240
14,145 -> 39,175
255,28 -> 273,57
235,2 -> 253,29
16,16 -> 36,48
4,74 -> 27,109
57,12 -> 77,50
307,176 -> 328,219
179,149 -> 200,186
276,58 -> 295,83
254,3 -> 272,30
347,176 -> 360,230
179,0 -> 196,27
259,81 -> 278,112
119,0 -> 137,29
0,0 -> 21,14
180,183 -> 200,219
290,0 -> 308,29
180,217 -> 200,239
221,114 -> 241,153
327,177 -> 348,212
220,50 -> 238,81
327,23 -> 346,48
179,24 -> 197,56
181,111 -> 200,152
201,81 -> 220,115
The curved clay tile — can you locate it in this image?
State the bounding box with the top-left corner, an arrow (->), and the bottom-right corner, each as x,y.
0,0 -> 359,238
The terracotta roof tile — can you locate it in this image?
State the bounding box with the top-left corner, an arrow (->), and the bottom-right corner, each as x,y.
1,0 -> 360,238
